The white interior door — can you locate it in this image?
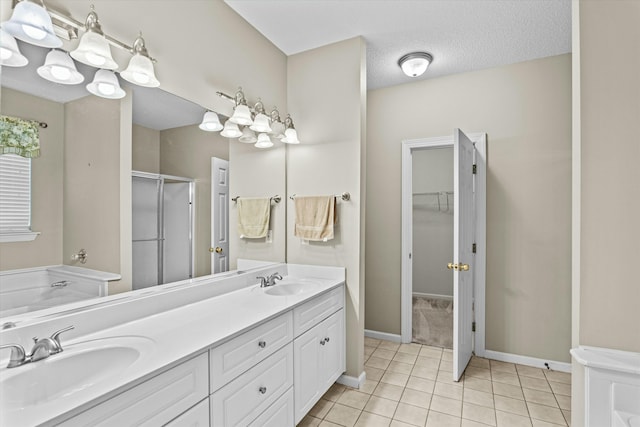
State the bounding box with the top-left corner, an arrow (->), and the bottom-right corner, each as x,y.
211,157 -> 229,273
453,129 -> 475,381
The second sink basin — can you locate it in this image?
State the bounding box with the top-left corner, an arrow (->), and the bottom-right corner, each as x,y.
264,280 -> 318,296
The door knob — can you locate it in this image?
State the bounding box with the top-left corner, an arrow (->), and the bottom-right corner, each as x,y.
460,264 -> 470,271
447,262 -> 470,271
447,263 -> 458,270
209,247 -> 223,254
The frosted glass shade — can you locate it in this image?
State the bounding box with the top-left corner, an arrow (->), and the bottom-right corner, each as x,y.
239,128 -> 257,143
37,50 -> 84,84
71,31 -> 118,70
220,121 -> 242,138
249,113 -> 272,133
229,104 -> 253,126
255,133 -> 273,149
3,0 -> 62,48
398,52 -> 433,77
282,128 -> 300,144
86,69 -> 125,99
0,29 -> 28,67
199,111 -> 223,132
121,54 -> 159,88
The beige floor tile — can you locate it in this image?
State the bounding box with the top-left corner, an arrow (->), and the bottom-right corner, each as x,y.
381,371 -> 410,387
365,346 -> 376,357
492,382 -> 525,400
555,394 -> 571,411
494,395 -> 529,416
364,396 -> 399,418
464,377 -> 493,394
323,384 -> 347,402
406,376 -> 436,393
548,381 -> 571,397
366,366 -> 385,382
319,421 -> 343,427
390,420 -> 416,427
310,399 -> 335,418
516,365 -> 547,380
520,376 -> 552,393
338,389 -> 371,410
491,370 -> 521,386
373,348 -> 398,360
531,419 -> 564,427
419,347 -> 443,359
434,382 -> 464,400
465,366 -> 492,380
544,371 -> 571,385
398,343 -> 422,355
393,402 -> 428,426
394,352 -> 419,365
367,356 -> 392,370
355,412 -> 392,427
527,402 -> 567,425
299,415 -> 322,426
373,383 -> 405,401
365,337 -> 382,347
562,409 -> 571,425
496,410 -> 533,427
462,419 -> 492,427
462,402 -> 497,426
379,341 -> 402,351
411,365 -> 439,380
415,356 -> 441,369
469,357 -> 491,369
442,350 -> 454,361
430,395 -> 463,417
523,388 -> 559,408
463,388 -> 494,408
439,359 -> 454,372
426,410 -> 462,427
388,361 -> 415,375
400,388 -> 432,409
324,403 -> 362,427
490,360 -> 517,375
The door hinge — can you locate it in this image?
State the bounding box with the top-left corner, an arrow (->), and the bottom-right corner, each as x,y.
472,243 -> 476,253
472,164 -> 477,174
472,322 -> 476,332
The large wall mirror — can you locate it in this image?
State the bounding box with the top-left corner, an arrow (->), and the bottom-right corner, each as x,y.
0,41 -> 286,322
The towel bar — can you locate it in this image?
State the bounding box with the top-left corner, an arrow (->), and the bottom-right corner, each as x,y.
289,192 -> 350,201
232,195 -> 281,203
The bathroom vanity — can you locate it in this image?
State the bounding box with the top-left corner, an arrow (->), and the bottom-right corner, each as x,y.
0,263 -> 345,426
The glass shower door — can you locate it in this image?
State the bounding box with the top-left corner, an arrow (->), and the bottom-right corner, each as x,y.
132,176 -> 162,289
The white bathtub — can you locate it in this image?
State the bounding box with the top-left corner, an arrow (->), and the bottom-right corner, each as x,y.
0,265 -> 120,318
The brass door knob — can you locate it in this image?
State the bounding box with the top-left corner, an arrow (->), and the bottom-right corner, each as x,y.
447,263 -> 470,271
447,263 -> 458,270
215,247 -> 223,254
460,264 -> 470,271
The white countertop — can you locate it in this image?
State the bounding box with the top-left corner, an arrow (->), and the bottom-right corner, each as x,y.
571,346 -> 640,375
0,271 -> 344,426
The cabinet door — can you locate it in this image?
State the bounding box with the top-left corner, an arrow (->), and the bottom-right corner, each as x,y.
293,322 -> 323,424
319,309 -> 345,392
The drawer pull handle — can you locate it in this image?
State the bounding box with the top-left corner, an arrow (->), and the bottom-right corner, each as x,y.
320,339 -> 326,345
259,386 -> 267,394
258,340 -> 266,348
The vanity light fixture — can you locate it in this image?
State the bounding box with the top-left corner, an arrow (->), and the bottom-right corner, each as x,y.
249,100 -> 272,133
37,49 -> 84,84
268,108 -> 286,140
86,69 -> 125,99
255,133 -> 274,149
199,111 -> 223,132
120,33 -> 159,88
238,127 -> 258,143
70,6 -> 118,70
220,120 -> 242,138
398,52 -> 433,77
282,115 -> 300,144
2,0 -> 62,48
228,88 -> 254,126
0,29 -> 29,67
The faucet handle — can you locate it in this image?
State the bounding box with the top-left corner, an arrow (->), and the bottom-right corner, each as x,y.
0,343 -> 27,368
257,276 -> 268,287
50,326 -> 74,352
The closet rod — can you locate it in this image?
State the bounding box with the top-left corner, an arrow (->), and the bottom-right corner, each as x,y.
289,192 -> 351,201
413,191 -> 454,196
232,195 -> 281,204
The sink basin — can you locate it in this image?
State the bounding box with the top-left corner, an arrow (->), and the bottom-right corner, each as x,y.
0,335 -> 153,408
264,283 -> 315,296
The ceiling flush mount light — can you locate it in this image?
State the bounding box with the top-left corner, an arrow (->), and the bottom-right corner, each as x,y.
121,33 -> 159,87
86,69 -> 125,99
70,6 -> 118,70
282,115 -> 300,144
2,0 -> 62,48
199,111 -> 223,132
37,49 -> 84,84
0,29 -> 29,67
398,52 -> 433,77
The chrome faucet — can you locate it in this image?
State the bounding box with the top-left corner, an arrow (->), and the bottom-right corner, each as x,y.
257,273 -> 283,287
0,325 -> 74,368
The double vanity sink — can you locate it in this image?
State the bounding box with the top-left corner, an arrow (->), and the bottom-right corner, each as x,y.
0,264 -> 346,426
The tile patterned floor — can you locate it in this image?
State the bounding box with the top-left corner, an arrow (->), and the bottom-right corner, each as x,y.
298,338 -> 572,427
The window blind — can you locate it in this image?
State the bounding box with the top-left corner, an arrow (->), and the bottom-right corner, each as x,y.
0,154 -> 31,232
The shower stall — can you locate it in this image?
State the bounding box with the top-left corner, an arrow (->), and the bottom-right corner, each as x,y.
132,171 -> 194,290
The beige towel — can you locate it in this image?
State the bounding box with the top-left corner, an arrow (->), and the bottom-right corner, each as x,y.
237,198 -> 270,238
294,196 -> 336,241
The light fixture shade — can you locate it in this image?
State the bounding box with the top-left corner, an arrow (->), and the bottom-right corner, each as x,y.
120,34 -> 159,87
220,120 -> 242,138
0,29 -> 28,67
229,104 -> 253,126
3,0 -> 62,48
398,52 -> 433,77
86,69 -> 125,99
199,111 -> 223,132
71,31 -> 117,69
249,113 -> 272,133
255,133 -> 273,149
269,121 -> 285,140
282,128 -> 300,144
239,127 -> 257,143
37,49 -> 84,84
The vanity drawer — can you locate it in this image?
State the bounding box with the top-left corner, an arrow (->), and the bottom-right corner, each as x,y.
165,397 -> 209,426
210,311 -> 293,392
248,387 -> 294,427
61,352 -> 208,427
293,285 -> 344,337
210,343 -> 293,426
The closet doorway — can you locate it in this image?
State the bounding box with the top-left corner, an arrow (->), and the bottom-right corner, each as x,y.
401,130 -> 486,381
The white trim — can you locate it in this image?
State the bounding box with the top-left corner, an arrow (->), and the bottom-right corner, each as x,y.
0,231 -> 40,243
337,371 -> 366,389
473,136 -> 487,357
365,329 -> 402,343
412,292 -> 453,301
483,350 -> 572,373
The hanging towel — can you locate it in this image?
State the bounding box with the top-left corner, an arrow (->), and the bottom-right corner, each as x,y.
294,196 -> 336,241
237,198 -> 270,238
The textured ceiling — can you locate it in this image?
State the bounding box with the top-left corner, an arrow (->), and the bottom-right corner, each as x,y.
225,0 -> 572,90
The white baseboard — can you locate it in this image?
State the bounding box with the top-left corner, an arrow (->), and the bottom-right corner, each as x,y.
337,371 -> 366,389
412,292 -> 453,301
482,349 -> 572,373
365,329 -> 402,343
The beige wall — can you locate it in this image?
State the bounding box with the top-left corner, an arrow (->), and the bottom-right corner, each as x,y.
287,37 -> 367,379
366,54 -> 572,362
132,125 -> 160,174
0,89 -> 64,270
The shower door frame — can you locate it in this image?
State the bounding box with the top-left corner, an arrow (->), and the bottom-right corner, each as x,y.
400,133 -> 487,359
